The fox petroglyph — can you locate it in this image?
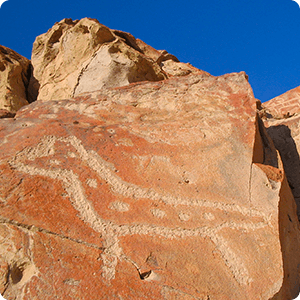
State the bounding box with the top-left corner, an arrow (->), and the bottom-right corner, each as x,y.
9,135 -> 273,285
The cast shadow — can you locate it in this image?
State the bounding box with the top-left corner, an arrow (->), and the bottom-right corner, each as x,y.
267,125 -> 300,220
267,125 -> 300,299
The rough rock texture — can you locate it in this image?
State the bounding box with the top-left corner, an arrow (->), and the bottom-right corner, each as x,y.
262,87 -> 300,222
263,86 -> 300,119
0,45 -> 31,112
0,109 -> 15,119
30,18 -> 202,102
1,70 -> 300,299
1,17 -> 300,300
261,88 -> 300,300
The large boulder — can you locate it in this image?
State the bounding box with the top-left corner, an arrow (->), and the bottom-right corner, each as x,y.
0,70 -> 299,299
30,18 -> 201,102
0,45 -> 31,112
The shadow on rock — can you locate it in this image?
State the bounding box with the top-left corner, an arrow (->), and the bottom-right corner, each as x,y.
271,176 -> 300,300
267,125 -> 300,221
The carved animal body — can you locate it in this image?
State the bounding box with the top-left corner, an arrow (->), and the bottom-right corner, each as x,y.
0,71 -> 294,299
9,134 -> 270,285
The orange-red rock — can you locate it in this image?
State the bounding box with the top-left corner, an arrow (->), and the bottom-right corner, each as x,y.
1,70 -> 299,299
263,86 -> 300,118
263,90 -> 300,229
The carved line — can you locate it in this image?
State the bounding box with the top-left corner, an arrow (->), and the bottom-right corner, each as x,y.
9,135 -> 270,285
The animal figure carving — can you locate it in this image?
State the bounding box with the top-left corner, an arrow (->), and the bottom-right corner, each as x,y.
9,135 -> 272,286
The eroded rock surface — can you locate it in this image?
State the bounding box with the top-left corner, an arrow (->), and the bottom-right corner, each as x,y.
0,45 -> 31,112
259,88 -> 300,299
30,18 -> 202,102
263,86 -> 300,119
262,87 -> 300,222
1,71 -> 299,299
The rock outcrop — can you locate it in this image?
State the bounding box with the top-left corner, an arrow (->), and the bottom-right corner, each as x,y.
1,68 -> 300,299
1,18 -> 300,300
262,86 -> 300,119
262,86 -> 300,222
0,45 -> 31,112
30,18 -> 202,102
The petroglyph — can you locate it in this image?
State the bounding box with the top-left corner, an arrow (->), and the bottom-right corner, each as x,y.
67,151 -> 77,158
50,159 -> 61,166
151,208 -> 166,219
203,212 -> 215,221
178,212 -> 191,221
86,178 -> 98,188
39,114 -> 58,119
109,201 -> 130,212
9,135 -> 273,285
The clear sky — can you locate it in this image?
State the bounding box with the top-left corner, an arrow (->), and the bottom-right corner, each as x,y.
0,0 -> 299,102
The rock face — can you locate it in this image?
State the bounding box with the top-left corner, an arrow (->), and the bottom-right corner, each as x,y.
0,109 -> 15,119
30,18 -> 201,102
0,45 -> 31,112
1,18 -> 300,300
1,67 -> 300,299
263,86 -> 300,221
261,88 -> 300,299
263,86 -> 300,119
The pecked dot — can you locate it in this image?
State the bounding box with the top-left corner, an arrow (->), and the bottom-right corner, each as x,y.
86,178 -> 98,188
50,159 -> 61,165
67,152 -> 76,158
107,128 -> 115,134
109,201 -> 130,212
178,212 -> 190,221
151,208 -> 166,219
203,212 -> 215,220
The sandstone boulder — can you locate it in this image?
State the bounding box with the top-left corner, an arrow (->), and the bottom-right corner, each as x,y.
0,45 -> 31,112
31,18 -> 201,102
263,86 -> 300,119
0,71 -> 299,299
262,88 -> 300,224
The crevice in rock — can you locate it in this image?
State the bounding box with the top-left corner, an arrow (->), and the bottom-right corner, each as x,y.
26,64 -> 39,104
121,255 -> 143,279
112,30 -> 143,54
71,46 -> 104,98
0,216 -> 104,251
251,113 -> 300,299
20,63 -> 32,104
0,109 -> 15,119
270,176 -> 300,300
252,113 -> 278,167
266,125 -> 300,221
156,50 -> 179,66
250,114 -> 278,209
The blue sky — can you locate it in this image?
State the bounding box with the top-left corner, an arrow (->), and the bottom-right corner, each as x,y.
0,0 -> 299,102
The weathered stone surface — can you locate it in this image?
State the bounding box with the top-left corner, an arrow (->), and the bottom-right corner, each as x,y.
31,18 -> 200,102
263,86 -> 300,119
1,71 -> 299,299
260,88 -> 300,299
161,59 -> 203,77
0,109 -> 15,119
0,45 -> 31,112
261,87 -> 300,220
263,119 -> 300,225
